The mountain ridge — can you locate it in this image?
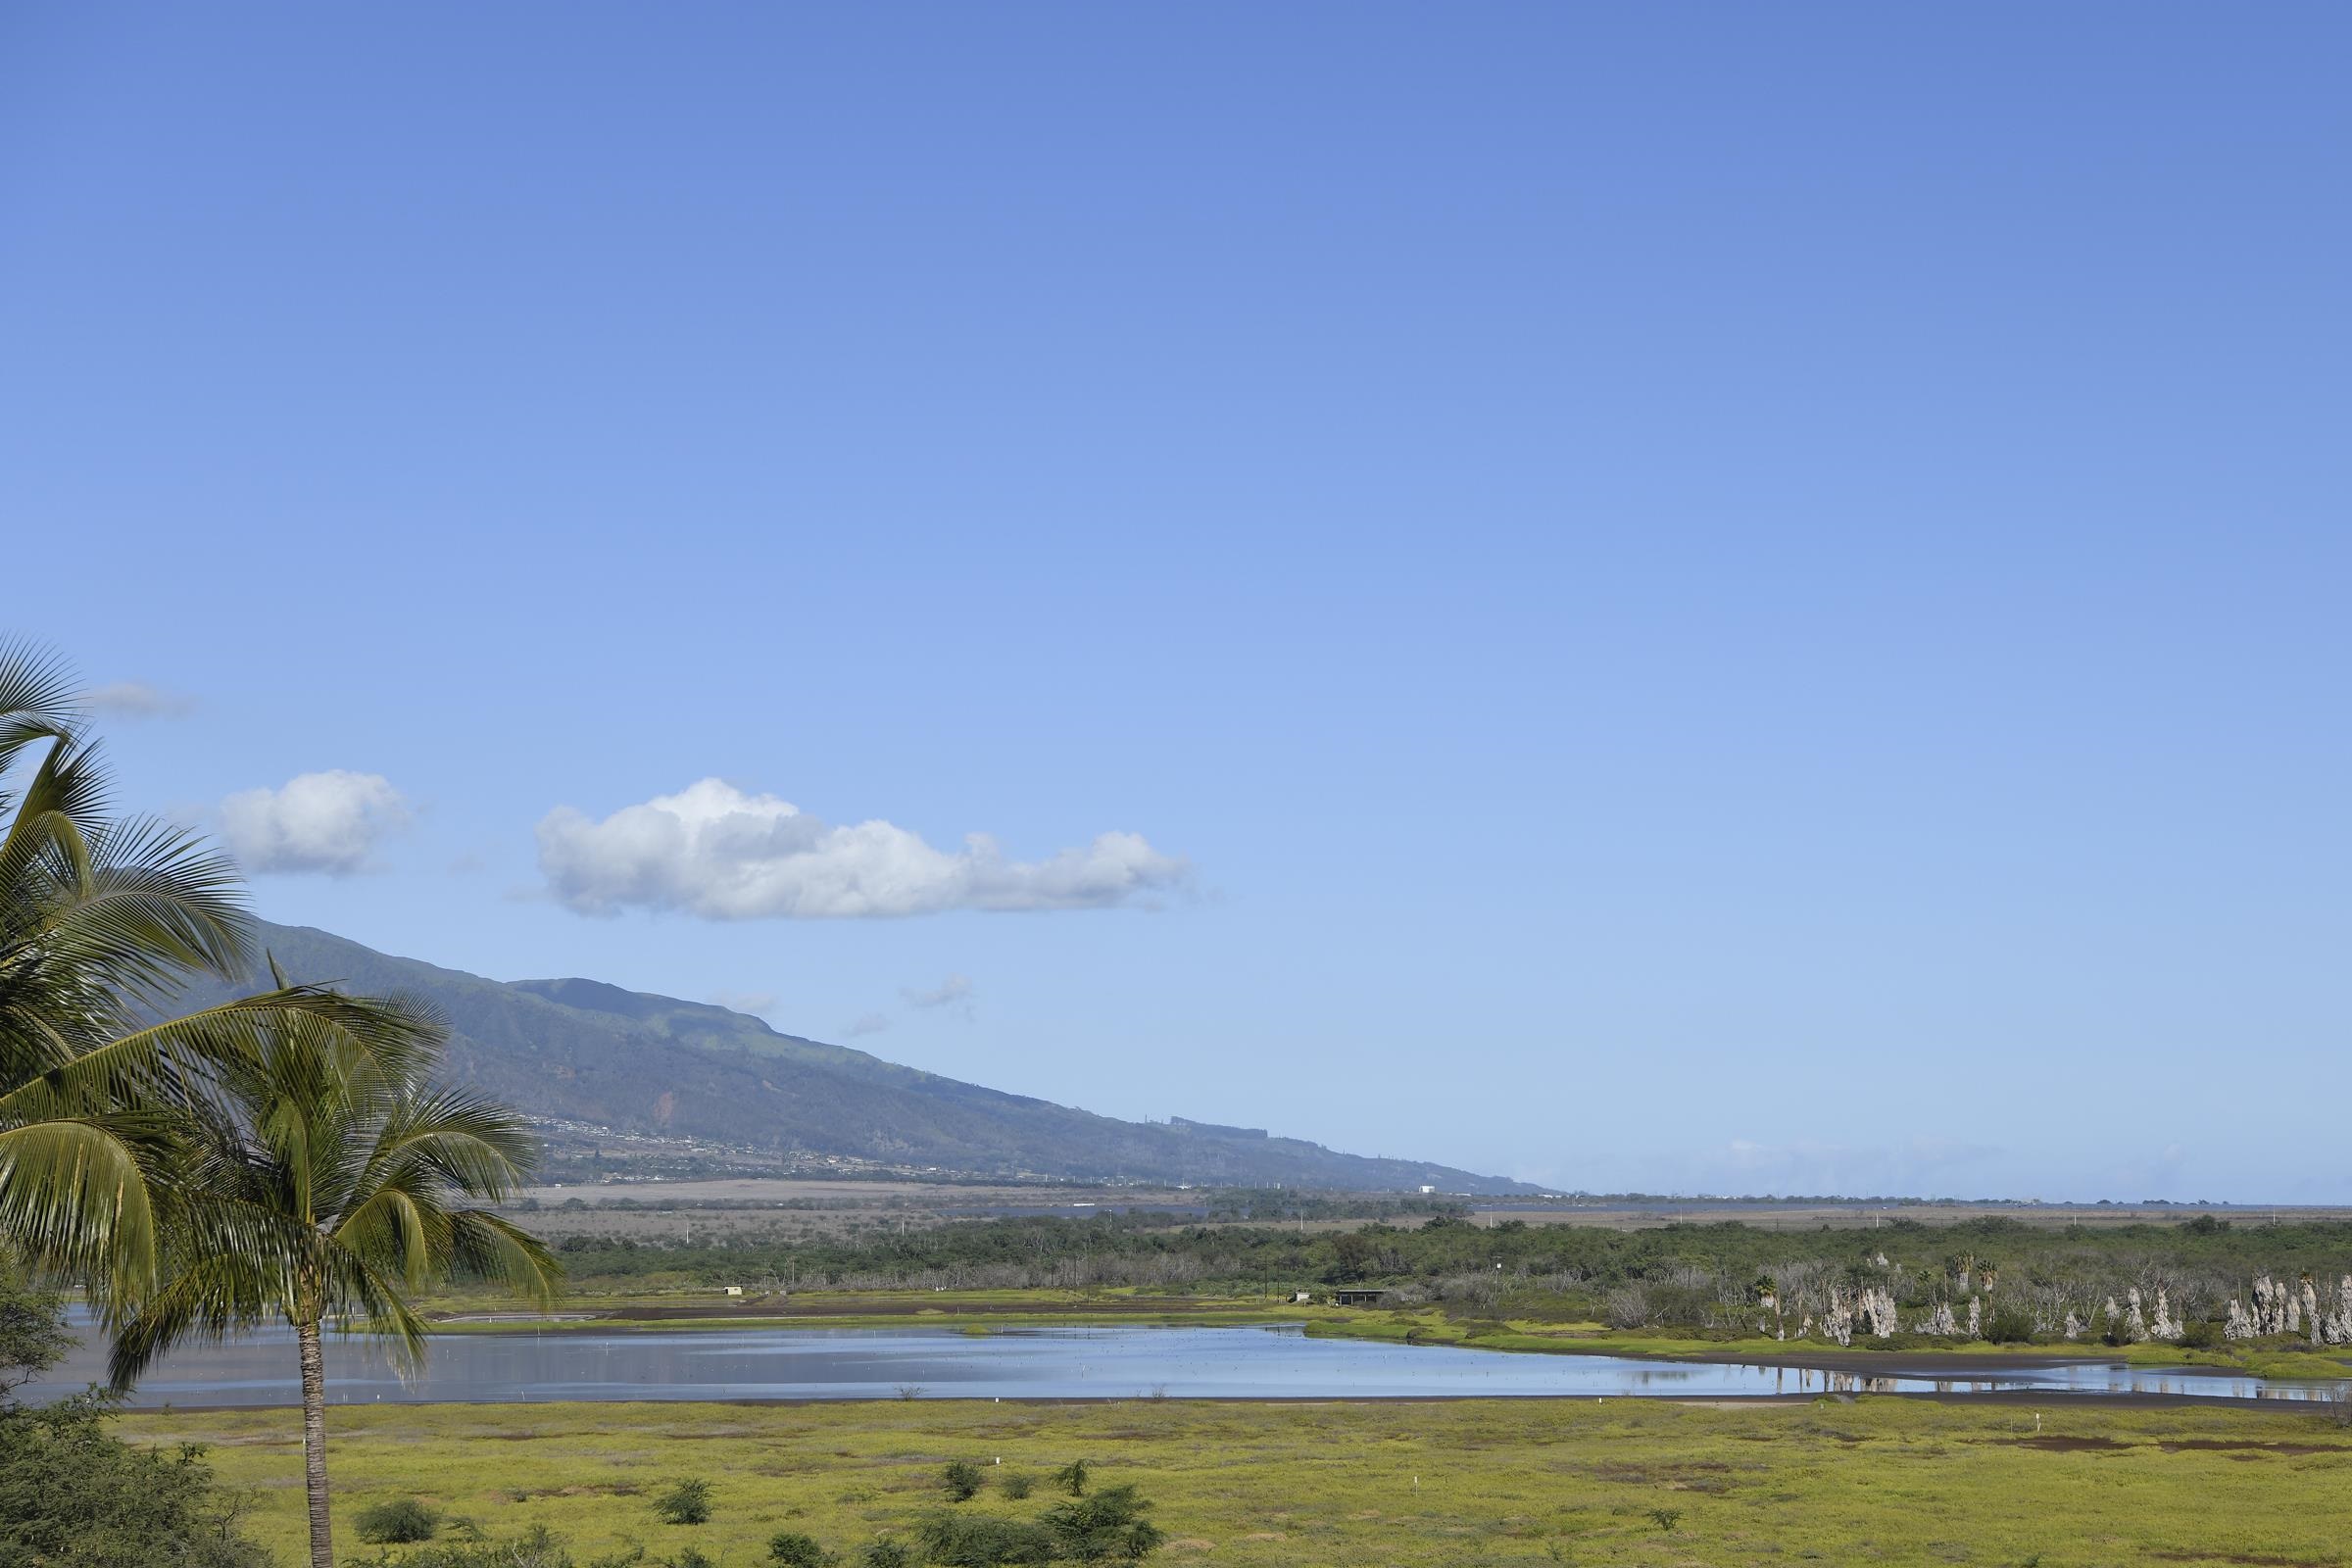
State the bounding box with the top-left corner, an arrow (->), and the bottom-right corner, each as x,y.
177,920 -> 1534,1195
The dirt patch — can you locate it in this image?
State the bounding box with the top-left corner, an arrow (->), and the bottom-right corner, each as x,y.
1591,1460 -> 1733,1487
2159,1439 -> 2340,1456
2010,1435 -> 2132,1452
505,1483 -> 643,1501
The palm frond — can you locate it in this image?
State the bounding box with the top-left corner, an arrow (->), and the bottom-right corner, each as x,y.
353,1088 -> 542,1204
0,1114 -> 164,1290
446,1208 -> 562,1307
320,1249 -> 435,1374
102,1241 -> 291,1390
333,1179 -> 442,1291
0,733 -> 108,904
0,640 -> 81,781
35,814 -> 251,1002
14,986 -> 438,1116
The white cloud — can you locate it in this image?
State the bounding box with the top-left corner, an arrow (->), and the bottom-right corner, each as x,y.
903,974 -> 973,1009
218,770 -> 412,875
85,680 -> 195,719
535,778 -> 1188,920
844,1012 -> 892,1038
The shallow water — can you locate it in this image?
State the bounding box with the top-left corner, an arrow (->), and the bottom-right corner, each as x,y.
32,1321 -> 2350,1408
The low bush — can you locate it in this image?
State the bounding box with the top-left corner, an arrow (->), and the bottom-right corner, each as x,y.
1052,1459 -> 1091,1496
1041,1484 -> 1164,1563
914,1512 -> 1056,1567
1001,1473 -> 1036,1499
858,1539 -> 913,1568
0,1396 -> 270,1568
768,1530 -> 835,1567
1983,1304 -> 2036,1345
652,1478 -> 714,1526
942,1459 -> 986,1501
345,1524 -> 577,1568
2177,1318 -> 2223,1349
356,1496 -> 443,1544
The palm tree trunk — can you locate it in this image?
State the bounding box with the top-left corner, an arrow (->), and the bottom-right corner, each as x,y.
297,1316 -> 333,1568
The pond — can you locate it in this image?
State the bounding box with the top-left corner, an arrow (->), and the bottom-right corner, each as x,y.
30,1321 -> 2346,1408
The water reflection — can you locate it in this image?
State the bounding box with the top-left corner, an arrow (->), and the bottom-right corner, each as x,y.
28,1322 -> 2349,1409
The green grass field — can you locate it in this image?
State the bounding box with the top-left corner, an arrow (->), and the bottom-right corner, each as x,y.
120,1396 -> 2352,1567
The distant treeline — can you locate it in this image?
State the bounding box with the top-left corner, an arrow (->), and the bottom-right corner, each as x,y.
521,1188 -> 1467,1221
1200,1189 -> 1469,1222
545,1212 -> 2352,1335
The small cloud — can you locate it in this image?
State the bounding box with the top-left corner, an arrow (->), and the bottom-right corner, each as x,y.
218,770 -> 411,875
85,680 -> 196,720
710,989 -> 781,1017
902,974 -> 973,1009
843,1012 -> 892,1038
534,777 -> 1187,919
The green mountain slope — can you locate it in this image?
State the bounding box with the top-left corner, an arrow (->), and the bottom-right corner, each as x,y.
178,921 -> 1531,1194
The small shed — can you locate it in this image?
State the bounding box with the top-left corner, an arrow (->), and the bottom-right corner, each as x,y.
1328,1289 -> 1390,1307
1292,1291 -> 1313,1304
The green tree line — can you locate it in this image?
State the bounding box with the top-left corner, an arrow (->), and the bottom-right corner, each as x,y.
553,1209 -> 2352,1335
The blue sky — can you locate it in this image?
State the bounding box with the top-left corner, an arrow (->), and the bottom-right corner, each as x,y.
4,5 -> 2346,1201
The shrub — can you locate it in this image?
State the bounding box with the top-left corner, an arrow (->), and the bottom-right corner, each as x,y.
356,1496 -> 444,1544
1646,1507 -> 1682,1533
0,1396 -> 271,1568
942,1459 -> 986,1501
914,1512 -> 1056,1567
1000,1473 -> 1035,1499
858,1539 -> 913,1568
653,1478 -> 714,1525
1602,1284 -> 1653,1329
1052,1458 -> 1091,1496
663,1549 -> 715,1568
769,1531 -> 835,1567
2177,1317 -> 2223,1349
1983,1304 -> 2036,1345
1042,1484 -> 1164,1563
345,1525 -> 579,1568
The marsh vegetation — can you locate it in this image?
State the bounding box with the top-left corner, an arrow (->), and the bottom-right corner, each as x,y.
116,1396 -> 2352,1568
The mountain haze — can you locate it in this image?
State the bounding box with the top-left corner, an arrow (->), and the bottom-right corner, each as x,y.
180,921 -> 1531,1194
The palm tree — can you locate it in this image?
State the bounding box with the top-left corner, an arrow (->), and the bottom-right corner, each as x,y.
0,641 -> 542,1567
0,642 -> 436,1297
107,1003 -> 560,1568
